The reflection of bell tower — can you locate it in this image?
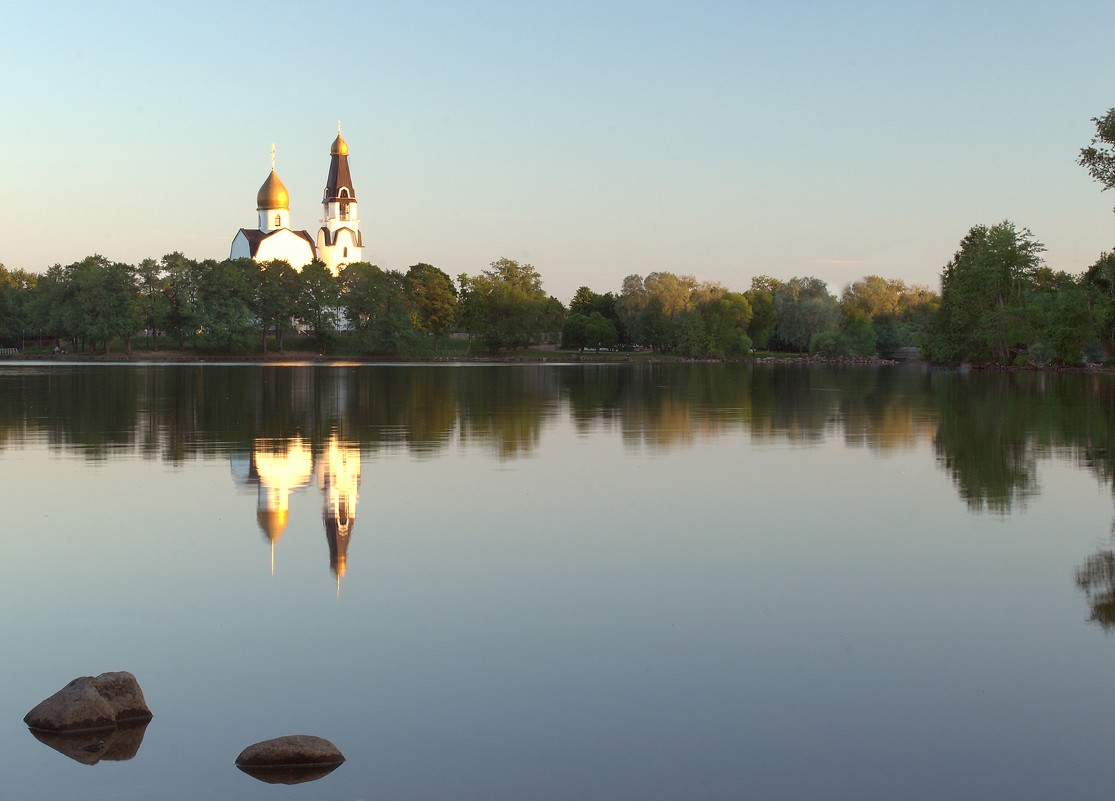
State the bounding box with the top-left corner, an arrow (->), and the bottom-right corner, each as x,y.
318,435 -> 360,590
252,438 -> 314,573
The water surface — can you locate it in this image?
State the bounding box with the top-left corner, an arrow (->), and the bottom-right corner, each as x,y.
1,363 -> 1113,800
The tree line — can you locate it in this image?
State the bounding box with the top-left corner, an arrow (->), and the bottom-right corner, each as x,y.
0,242 -> 1112,364
3,107 -> 1115,363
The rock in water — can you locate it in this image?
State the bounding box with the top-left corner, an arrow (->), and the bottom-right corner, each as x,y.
24,672 -> 153,732
236,735 -> 345,784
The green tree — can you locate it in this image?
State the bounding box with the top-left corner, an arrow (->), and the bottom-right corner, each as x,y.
635,296 -> 674,352
1079,108 -> 1115,210
775,277 -> 840,353
1083,251 -> 1115,352
404,263 -> 457,347
644,271 -> 696,317
928,221 -> 1044,364
0,264 -> 36,347
60,256 -> 142,354
699,291 -> 753,357
562,312 -> 590,351
1025,270 -> 1095,365
584,311 -> 618,351
745,275 -> 782,350
570,287 -> 625,345
160,252 -> 203,350
457,258 -> 554,352
135,258 -> 168,349
299,260 -> 342,350
841,276 -> 905,321
338,262 -> 414,354
254,259 -> 301,352
197,259 -> 255,352
616,274 -> 649,341
26,264 -> 69,348
838,317 -> 877,357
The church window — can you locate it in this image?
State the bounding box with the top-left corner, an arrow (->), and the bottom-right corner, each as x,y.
274,213 -> 281,228
340,203 -> 350,221
343,247 -> 348,258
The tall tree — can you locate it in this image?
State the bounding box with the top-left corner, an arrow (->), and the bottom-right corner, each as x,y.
1083,251 -> 1115,352
928,221 -> 1044,364
404,263 -> 457,347
745,275 -> 782,350
197,258 -> 255,352
457,258 -> 555,351
160,252 -> 203,350
0,264 -> 36,347
60,256 -> 142,354
299,260 -> 342,350
1079,108 -> 1115,210
135,258 -> 167,349
774,277 -> 840,353
338,262 -> 413,354
616,274 -> 649,341
254,259 -> 301,352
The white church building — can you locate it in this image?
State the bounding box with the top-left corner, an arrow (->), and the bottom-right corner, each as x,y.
230,129 -> 363,274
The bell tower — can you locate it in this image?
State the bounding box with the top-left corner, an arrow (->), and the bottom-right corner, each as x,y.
317,124 -> 364,275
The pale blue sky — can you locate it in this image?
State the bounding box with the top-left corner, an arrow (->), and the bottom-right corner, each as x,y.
2,0 -> 1114,303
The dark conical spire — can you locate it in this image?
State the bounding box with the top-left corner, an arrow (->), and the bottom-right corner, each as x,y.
324,127 -> 356,202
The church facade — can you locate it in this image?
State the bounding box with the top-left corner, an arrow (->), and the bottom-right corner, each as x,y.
230,130 -> 363,275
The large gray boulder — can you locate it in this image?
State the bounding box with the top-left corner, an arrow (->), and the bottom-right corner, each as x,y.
24,672 -> 153,732
236,734 -> 345,784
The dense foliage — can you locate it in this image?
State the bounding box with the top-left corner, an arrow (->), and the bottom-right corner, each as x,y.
1,241 -> 1111,364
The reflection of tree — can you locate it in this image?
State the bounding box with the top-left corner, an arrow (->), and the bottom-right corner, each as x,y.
841,368 -> 936,451
1076,546 -> 1115,629
931,371 -> 1040,512
747,365 -> 844,445
456,367 -> 555,458
3,363 -> 1115,517
930,371 -> 1115,512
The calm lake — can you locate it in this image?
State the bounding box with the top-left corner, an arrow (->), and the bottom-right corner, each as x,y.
2,362 -> 1114,801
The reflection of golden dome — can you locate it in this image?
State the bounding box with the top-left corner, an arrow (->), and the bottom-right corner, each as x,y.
257,508 -> 288,541
256,170 -> 290,210
330,133 -> 348,156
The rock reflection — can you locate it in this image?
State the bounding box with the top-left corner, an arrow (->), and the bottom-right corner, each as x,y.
29,721 -> 150,765
236,762 -> 343,784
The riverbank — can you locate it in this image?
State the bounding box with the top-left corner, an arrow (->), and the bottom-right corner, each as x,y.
3,348 -> 1111,371
0,348 -> 900,366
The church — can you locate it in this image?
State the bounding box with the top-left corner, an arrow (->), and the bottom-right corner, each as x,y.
230,128 -> 364,275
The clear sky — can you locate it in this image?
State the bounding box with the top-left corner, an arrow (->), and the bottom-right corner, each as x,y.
3,0 -> 1115,304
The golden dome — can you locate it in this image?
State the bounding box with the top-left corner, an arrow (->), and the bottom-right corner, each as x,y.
256,169 -> 290,211
330,133 -> 349,156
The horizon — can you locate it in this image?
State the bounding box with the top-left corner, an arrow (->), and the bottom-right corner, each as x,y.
3,1 -> 1115,304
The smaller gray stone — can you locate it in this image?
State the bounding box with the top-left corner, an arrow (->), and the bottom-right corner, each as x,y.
24,672 -> 152,733
236,734 -> 345,768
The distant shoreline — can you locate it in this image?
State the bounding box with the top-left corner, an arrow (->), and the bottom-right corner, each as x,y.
0,349 -> 886,366
2,351 -> 1110,372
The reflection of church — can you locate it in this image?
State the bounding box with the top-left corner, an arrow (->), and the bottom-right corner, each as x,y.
229,127 -> 363,275
230,435 -> 361,587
